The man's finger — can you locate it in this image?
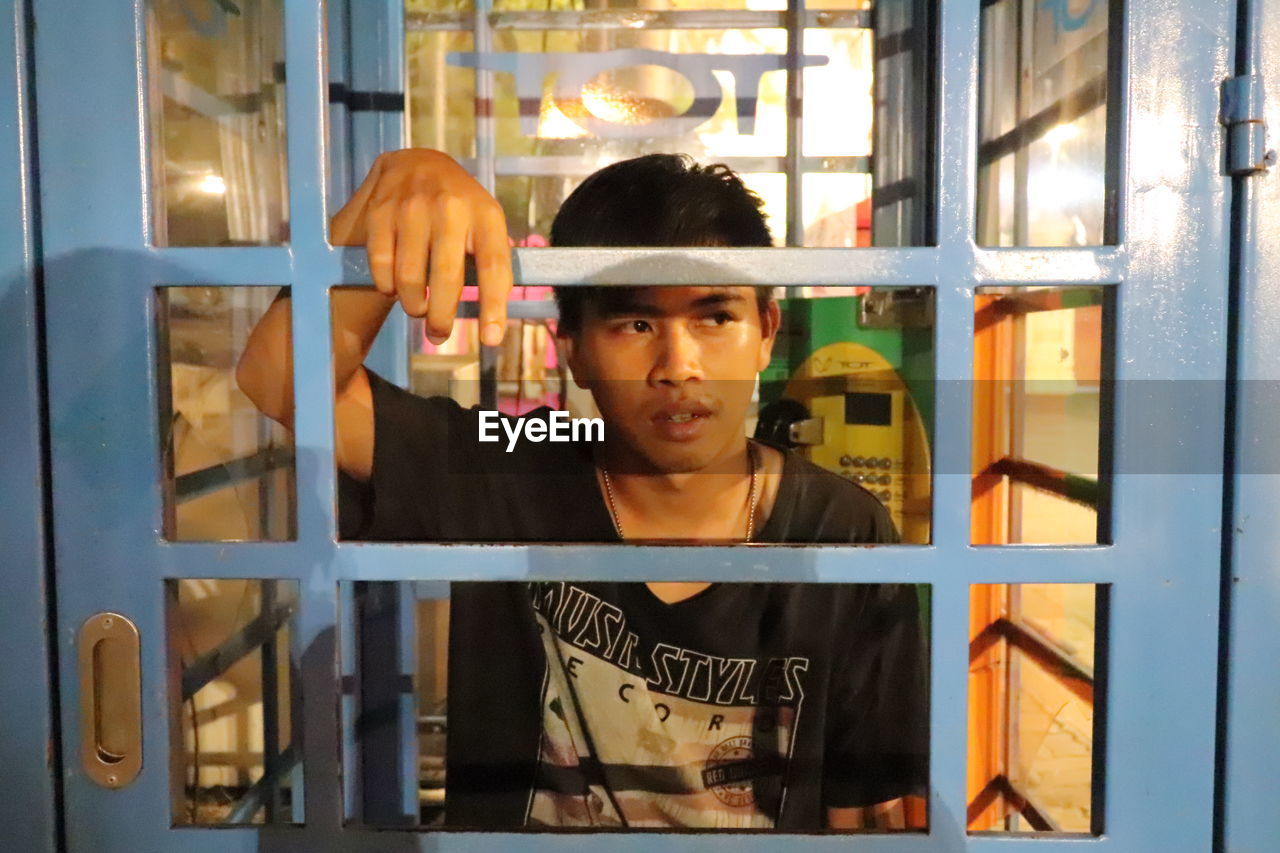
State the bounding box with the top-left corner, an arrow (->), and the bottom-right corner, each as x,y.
473,208 -> 513,347
366,200 -> 398,296
395,212 -> 431,317
424,209 -> 467,342
394,194 -> 431,312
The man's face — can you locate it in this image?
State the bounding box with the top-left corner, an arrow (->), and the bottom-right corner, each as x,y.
564,286 -> 780,474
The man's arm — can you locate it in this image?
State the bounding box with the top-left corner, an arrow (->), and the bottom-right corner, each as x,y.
827,795 -> 927,830
235,149 -> 513,480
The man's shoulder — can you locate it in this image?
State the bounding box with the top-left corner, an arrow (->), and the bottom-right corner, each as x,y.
770,446 -> 898,543
778,449 -> 889,511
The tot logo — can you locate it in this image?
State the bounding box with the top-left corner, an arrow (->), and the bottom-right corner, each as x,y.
448,48 -> 829,139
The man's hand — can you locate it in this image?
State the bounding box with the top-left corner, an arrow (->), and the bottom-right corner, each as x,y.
330,148 -> 513,347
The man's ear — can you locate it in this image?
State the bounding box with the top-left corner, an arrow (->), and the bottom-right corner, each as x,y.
560,332 -> 592,390
756,299 -> 782,372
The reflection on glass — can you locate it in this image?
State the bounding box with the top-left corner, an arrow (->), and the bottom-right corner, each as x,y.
342,580 -> 929,830
167,579 -> 301,825
158,287 -> 295,541
972,286 -> 1109,545
146,0 -> 289,245
338,285 -> 933,544
968,583 -> 1102,834
405,0 -> 929,245
976,0 -> 1111,246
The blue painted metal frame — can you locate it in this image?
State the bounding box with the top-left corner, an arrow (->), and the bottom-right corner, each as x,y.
32,0 -> 1238,850
0,1 -> 57,851
1222,0 -> 1279,849
332,1 -> 420,823
343,0 -> 408,386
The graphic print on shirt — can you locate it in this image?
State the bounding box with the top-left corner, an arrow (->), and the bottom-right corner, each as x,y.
524,582 -> 810,828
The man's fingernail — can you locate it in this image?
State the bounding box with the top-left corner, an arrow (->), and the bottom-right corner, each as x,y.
481,322 -> 504,347
427,332 -> 449,346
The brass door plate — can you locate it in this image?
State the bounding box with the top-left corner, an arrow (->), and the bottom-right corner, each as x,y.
78,612 -> 142,788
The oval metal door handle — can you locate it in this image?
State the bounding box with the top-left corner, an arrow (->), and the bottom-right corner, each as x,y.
78,612 -> 142,788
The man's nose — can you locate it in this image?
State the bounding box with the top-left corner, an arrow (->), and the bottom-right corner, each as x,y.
649,324 -> 704,385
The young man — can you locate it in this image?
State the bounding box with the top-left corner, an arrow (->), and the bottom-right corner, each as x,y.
238,149 -> 926,830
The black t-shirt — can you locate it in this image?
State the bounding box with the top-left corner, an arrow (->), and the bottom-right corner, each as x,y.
341,371 -> 927,829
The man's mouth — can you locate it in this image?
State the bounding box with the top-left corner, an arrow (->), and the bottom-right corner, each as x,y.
650,402 -> 716,440
653,402 -> 714,422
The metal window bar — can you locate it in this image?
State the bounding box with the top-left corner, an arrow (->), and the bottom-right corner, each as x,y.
966,773 -> 1062,832
225,744 -> 300,824
967,601 -> 1096,833
974,286 -> 1106,322
172,447 -> 295,504
969,614 -> 1095,705
978,73 -> 1108,168
177,580 -> 296,825
785,0 -> 805,246
259,581 -> 283,821
974,456 -> 1102,509
408,9 -> 871,33
181,593 -> 297,701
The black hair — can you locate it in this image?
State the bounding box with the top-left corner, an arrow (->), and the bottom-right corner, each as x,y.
549,154 -> 774,335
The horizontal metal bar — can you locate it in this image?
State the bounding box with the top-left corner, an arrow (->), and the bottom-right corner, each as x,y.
984,457 -> 1101,508
147,247 -> 294,285
156,537 -> 1121,585
164,823 -> 1114,851
127,245 -> 1124,292
225,744 -> 299,824
407,9 -> 869,32
507,247 -> 946,287
501,247 -> 1124,288
182,600 -> 296,700
174,447 -> 294,503
160,824 -> 1080,850
456,300 -> 557,320
417,714 -> 447,734
972,246 -> 1124,285
456,155 -> 872,177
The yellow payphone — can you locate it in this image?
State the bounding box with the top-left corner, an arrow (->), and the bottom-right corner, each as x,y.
757,293 -> 932,543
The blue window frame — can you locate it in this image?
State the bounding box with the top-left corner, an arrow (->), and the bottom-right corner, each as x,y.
13,0 -> 1253,850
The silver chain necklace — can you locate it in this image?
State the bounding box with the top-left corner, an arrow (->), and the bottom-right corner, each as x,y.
600,442 -> 760,542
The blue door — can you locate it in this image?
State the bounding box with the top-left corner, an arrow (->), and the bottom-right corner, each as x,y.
27,0 -> 1245,850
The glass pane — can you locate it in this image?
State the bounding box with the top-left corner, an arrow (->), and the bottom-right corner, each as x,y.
146,0 -> 289,245
976,0 -> 1112,246
968,583 -> 1102,835
343,580 -> 929,830
158,286 -> 295,541
167,579 -> 301,825
335,285 -> 933,544
971,286 -> 1110,545
403,0 -> 932,245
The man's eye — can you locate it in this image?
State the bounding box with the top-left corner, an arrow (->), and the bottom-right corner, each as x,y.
701,312 -> 735,327
623,319 -> 651,333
